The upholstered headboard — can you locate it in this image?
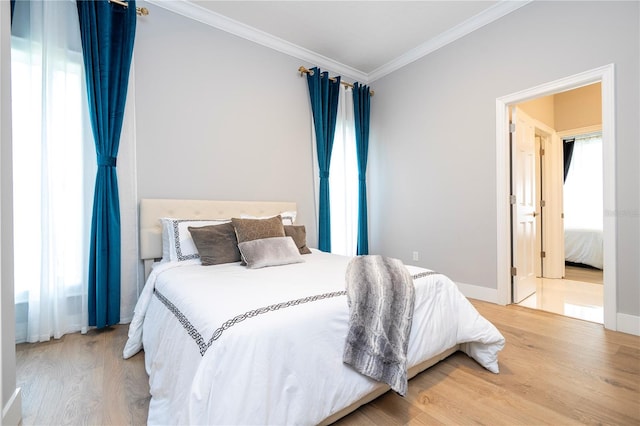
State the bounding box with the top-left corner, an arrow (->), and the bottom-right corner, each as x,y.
139,198 -> 298,263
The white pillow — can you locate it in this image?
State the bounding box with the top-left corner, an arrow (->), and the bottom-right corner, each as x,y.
161,218 -> 229,262
240,211 -> 297,225
161,219 -> 173,262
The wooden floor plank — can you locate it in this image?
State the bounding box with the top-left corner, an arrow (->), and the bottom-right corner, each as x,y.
16,325 -> 150,426
16,300 -> 640,425
565,265 -> 603,284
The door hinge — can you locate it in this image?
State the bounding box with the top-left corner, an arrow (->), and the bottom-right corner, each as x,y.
510,195 -> 516,204
511,267 -> 518,276
540,200 -> 546,207
509,122 -> 516,133
540,147 -> 545,156
541,251 -> 546,258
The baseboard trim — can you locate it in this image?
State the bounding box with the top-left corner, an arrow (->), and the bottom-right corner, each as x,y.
616,313 -> 640,336
455,281 -> 499,304
2,387 -> 21,426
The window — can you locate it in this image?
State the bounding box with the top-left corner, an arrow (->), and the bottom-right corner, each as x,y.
11,0 -> 94,342
564,133 -> 603,230
329,85 -> 358,256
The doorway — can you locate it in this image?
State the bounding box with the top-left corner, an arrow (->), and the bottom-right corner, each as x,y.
495,64 -> 618,331
510,93 -> 604,322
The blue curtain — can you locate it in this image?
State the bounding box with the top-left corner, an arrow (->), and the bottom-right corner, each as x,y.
353,83 -> 371,255
306,67 -> 340,252
10,0 -> 15,24
77,0 -> 136,328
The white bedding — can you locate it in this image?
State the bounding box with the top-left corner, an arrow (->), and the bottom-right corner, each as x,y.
124,250 -> 505,425
565,227 -> 603,269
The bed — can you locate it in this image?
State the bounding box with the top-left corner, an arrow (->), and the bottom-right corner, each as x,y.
124,198 -> 505,425
564,227 -> 603,269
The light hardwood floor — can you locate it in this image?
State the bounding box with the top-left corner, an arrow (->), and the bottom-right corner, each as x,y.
16,300 -> 639,425
565,265 -> 603,284
16,325 -> 149,425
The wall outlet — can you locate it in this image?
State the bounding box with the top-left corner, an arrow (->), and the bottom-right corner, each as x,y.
412,251 -> 419,261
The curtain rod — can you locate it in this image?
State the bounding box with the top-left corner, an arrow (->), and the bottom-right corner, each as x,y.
109,0 -> 149,16
298,66 -> 374,96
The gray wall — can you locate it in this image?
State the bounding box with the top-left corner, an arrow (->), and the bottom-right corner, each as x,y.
133,4 -> 319,246
369,1 -> 639,316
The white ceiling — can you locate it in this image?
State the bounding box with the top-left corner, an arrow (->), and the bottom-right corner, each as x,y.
148,0 -> 531,82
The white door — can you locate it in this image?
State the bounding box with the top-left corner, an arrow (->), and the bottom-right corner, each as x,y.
542,132 -> 565,278
511,107 -> 538,303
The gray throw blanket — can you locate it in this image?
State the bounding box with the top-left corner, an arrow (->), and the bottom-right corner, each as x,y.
343,255 -> 415,396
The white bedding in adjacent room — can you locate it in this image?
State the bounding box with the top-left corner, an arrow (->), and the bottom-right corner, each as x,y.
124,249 -> 505,425
565,228 -> 603,269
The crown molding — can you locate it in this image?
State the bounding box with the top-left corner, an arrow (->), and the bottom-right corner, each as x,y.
367,0 -> 533,82
145,0 -> 369,82
146,0 -> 532,84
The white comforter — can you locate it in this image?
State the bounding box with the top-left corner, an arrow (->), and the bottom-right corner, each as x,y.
124,250 -> 505,425
565,227 -> 603,269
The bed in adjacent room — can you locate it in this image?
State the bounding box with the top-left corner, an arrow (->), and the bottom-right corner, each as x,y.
124,198 -> 505,425
564,227 -> 603,270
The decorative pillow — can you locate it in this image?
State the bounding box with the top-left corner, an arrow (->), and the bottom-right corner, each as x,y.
237,237 -> 304,269
240,211 -> 297,226
231,215 -> 286,243
161,218 -> 229,262
284,225 -> 312,254
188,223 -> 241,266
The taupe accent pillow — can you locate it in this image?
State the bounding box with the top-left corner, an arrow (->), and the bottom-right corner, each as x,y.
188,223 -> 241,266
237,237 -> 304,269
284,225 -> 312,254
231,215 -> 286,243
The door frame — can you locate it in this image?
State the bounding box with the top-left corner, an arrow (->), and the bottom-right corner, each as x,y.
495,64 -> 617,330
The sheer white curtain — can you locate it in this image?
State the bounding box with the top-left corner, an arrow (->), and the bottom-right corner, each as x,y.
564,134 -> 603,230
329,85 -> 358,256
11,0 -> 94,342
118,63 -> 141,324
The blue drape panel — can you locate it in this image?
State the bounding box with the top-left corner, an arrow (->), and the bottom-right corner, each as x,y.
307,67 -> 341,252
353,83 -> 371,255
77,0 -> 136,328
